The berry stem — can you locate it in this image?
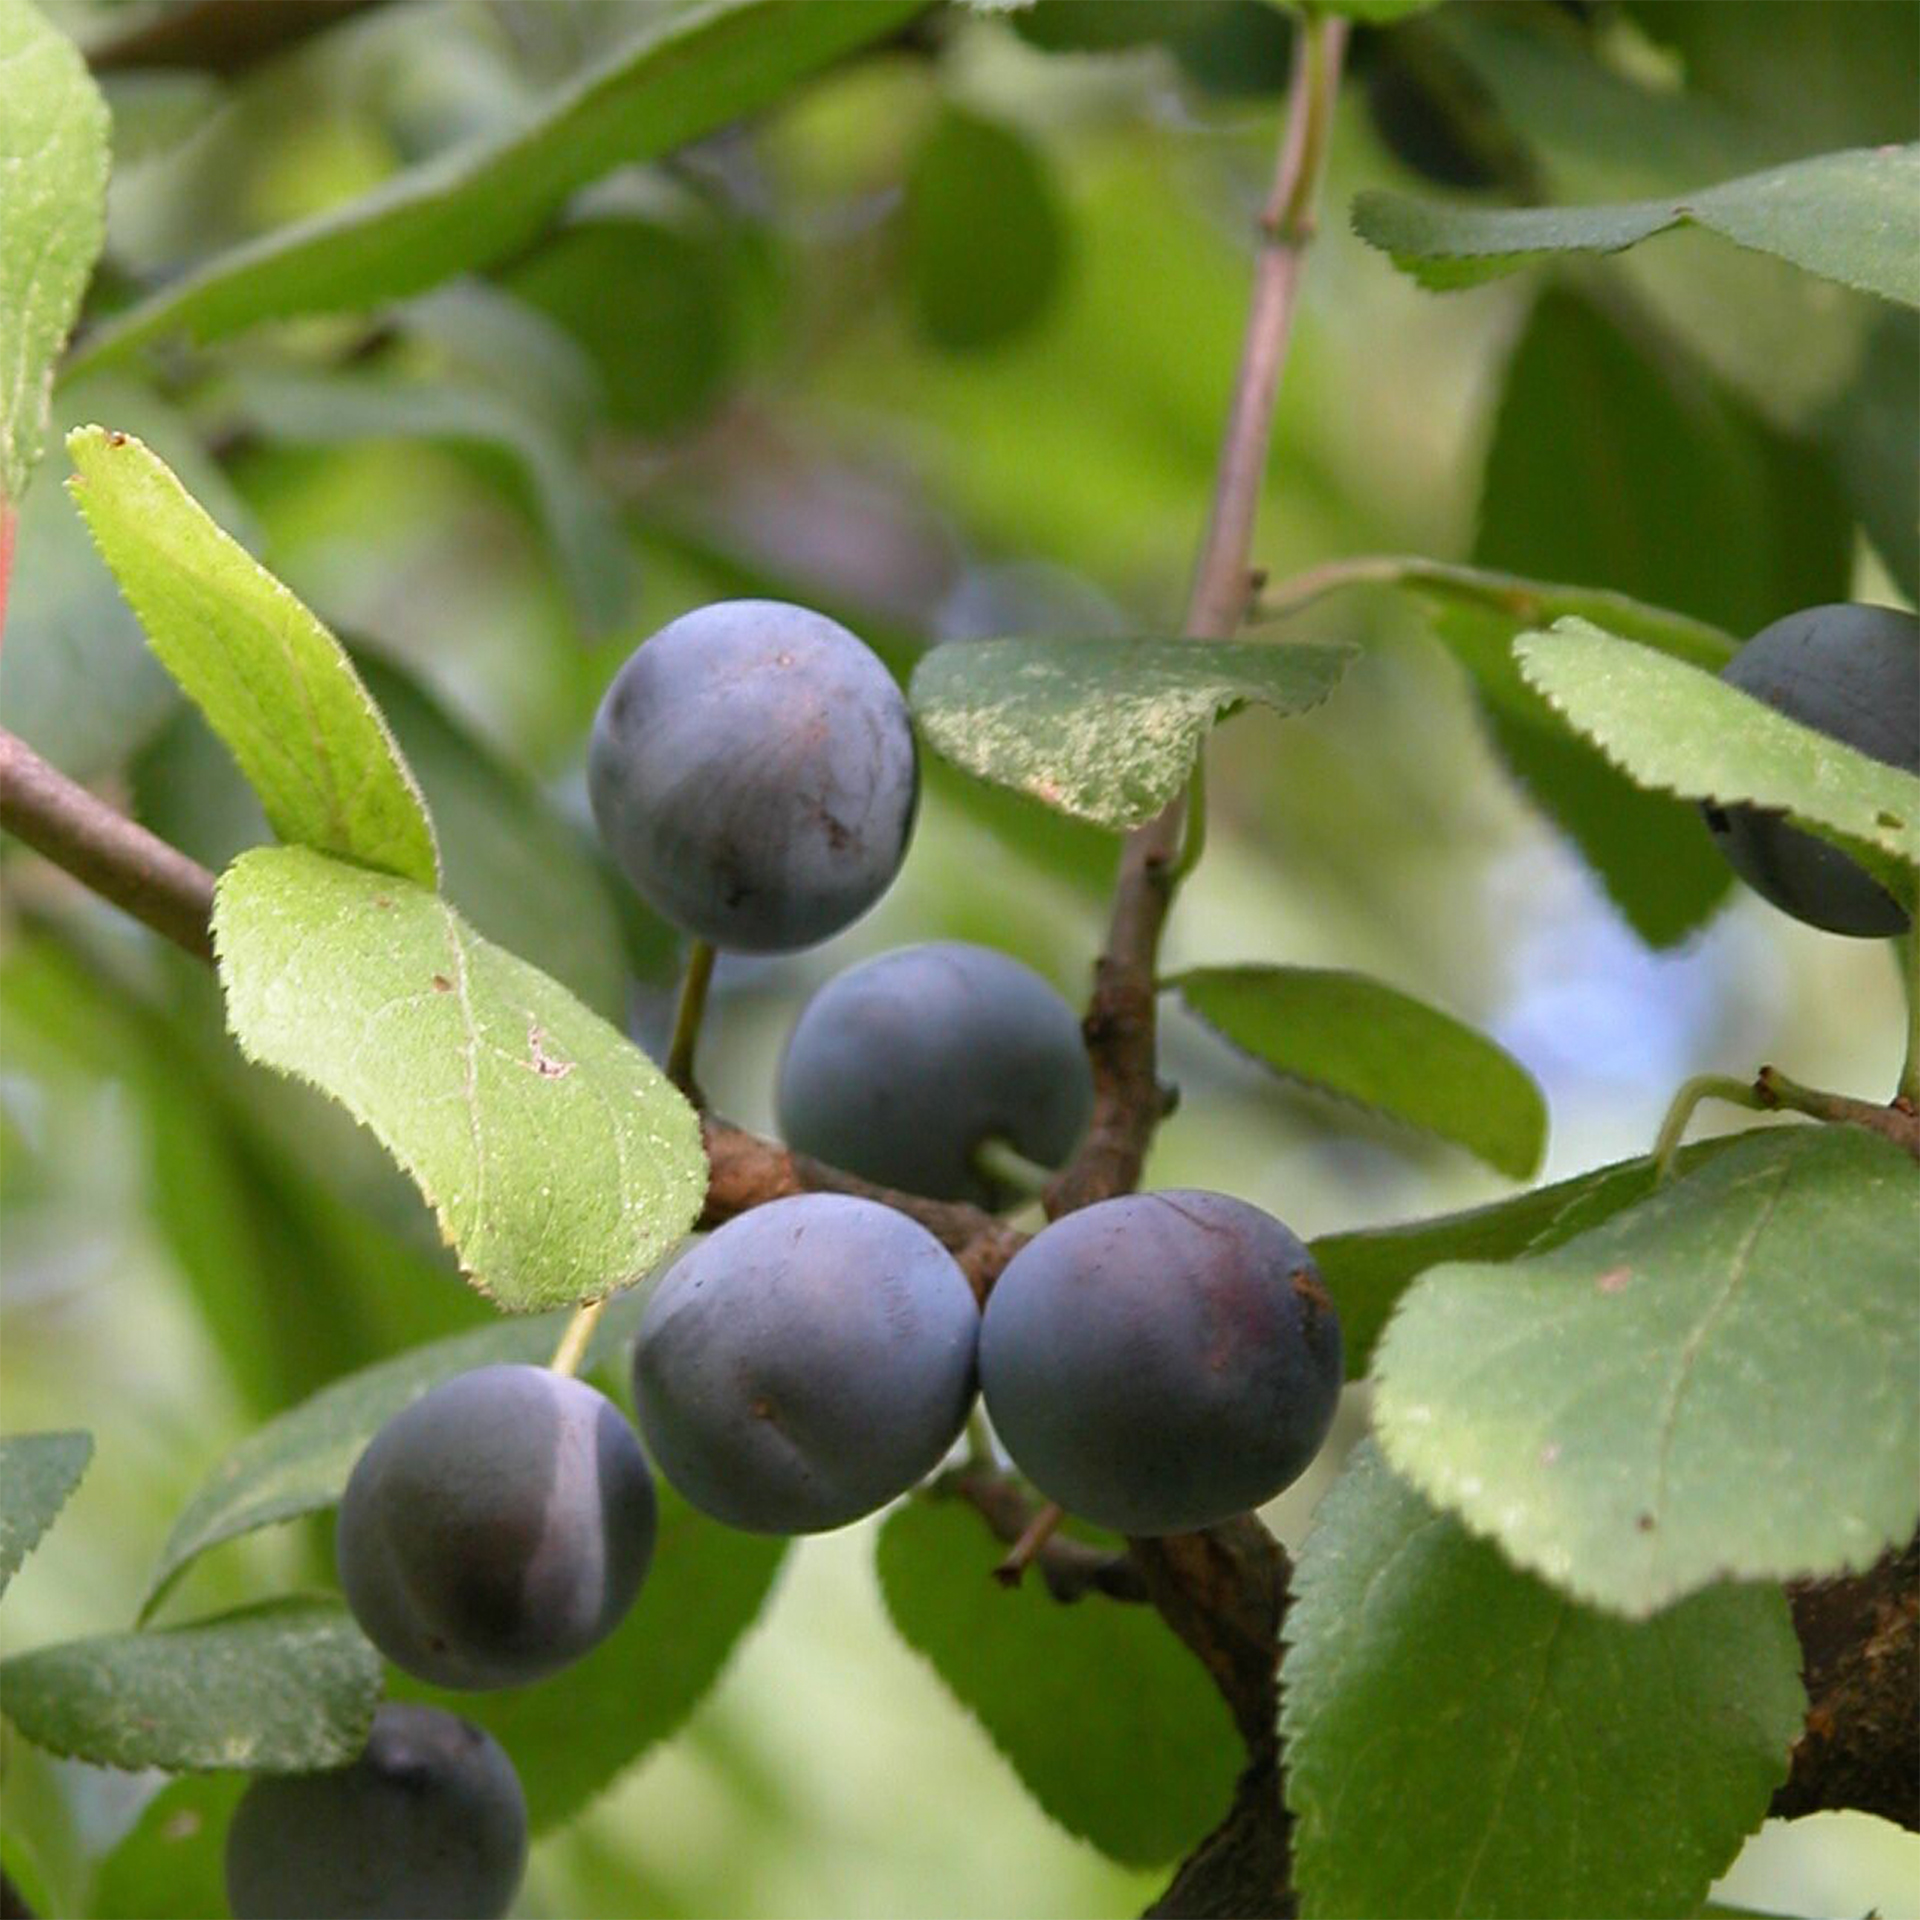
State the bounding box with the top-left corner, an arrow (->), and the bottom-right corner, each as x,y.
971,1138 -> 1055,1207
1651,1073 -> 1768,1181
548,1298 -> 606,1378
1898,931 -> 1919,1109
994,1502 -> 1066,1589
666,938 -> 717,1097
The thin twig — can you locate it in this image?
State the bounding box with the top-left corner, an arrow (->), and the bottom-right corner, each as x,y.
1756,1065 -> 1920,1161
994,1501 -> 1066,1588
0,728 -> 216,961
548,1298 -> 606,1378
947,1471 -> 1146,1604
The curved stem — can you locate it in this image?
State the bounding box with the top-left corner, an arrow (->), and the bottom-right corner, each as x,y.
971,1137 -> 1055,1206
994,1502 -> 1066,1589
666,939 -> 716,1097
1898,932 -> 1919,1109
1652,1073 -> 1768,1181
548,1298 -> 606,1378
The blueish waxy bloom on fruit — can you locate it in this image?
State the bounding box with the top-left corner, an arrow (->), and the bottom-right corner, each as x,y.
588,600 -> 919,952
980,1189 -> 1343,1536
777,941 -> 1094,1206
225,1702 -> 527,1920
1705,602 -> 1919,938
632,1194 -> 979,1533
337,1365 -> 656,1690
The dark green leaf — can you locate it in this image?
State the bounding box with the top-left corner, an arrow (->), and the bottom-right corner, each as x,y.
90,1774 -> 242,1920
911,637 -> 1352,829
1,1599 -> 380,1773
1464,287 -> 1851,942
903,107 -> 1067,352
398,1486 -> 788,1832
1170,965 -> 1546,1178
504,214 -> 751,438
0,1432 -> 92,1598
69,0 -> 927,369
1354,146 -> 1920,305
1283,1444 -> 1804,1919
146,1294 -> 647,1618
1310,1135 -> 1743,1379
1817,307 -> 1919,600
876,1496 -> 1238,1865
1373,1128 -> 1920,1615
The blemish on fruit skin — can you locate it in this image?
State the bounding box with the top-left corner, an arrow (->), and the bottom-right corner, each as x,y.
1596,1266 -> 1631,1294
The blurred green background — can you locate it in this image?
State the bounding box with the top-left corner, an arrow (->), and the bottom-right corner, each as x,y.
2,1 -> 1915,1914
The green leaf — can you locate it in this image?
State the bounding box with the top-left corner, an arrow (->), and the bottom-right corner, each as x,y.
0,1432 -> 92,1598
212,845 -> 706,1312
0,1599 -> 381,1773
1475,289 -> 1852,642
1372,1127 -> 1920,1616
65,427 -> 439,887
1311,0 -> 1442,20
1311,1135 -> 1744,1379
0,0 -> 107,504
1170,965 -> 1546,1179
1463,287 -> 1852,941
1817,307 -> 1919,601
910,638 -> 1352,829
68,0 -> 927,371
90,1774 -> 242,1920
1282,1443 -> 1804,1920
213,367 -> 636,637
876,1496 -> 1238,1866
1517,618 -> 1920,903
399,1486 -> 788,1833
353,654 -> 634,1026
146,1291 -> 648,1618
1354,145 -> 1920,305
903,107 -> 1067,353
0,380 -> 256,783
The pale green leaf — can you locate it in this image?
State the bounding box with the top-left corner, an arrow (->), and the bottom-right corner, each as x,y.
90,1774 -> 242,1920
910,638 -> 1352,829
0,380 -> 254,782
1312,0 -> 1442,20
1373,1128 -> 1920,1615
400,1486 -> 788,1832
212,846 -> 705,1313
146,1295 -> 647,1618
1354,146 -> 1920,304
0,1599 -> 380,1773
68,0 -> 927,371
1311,1135 -> 1744,1379
0,0 -> 107,503
1283,1444 -> 1804,1920
65,427 -> 439,887
1517,618 -> 1920,903
1170,965 -> 1546,1179
876,1496 -> 1238,1865
0,1432 -> 92,1597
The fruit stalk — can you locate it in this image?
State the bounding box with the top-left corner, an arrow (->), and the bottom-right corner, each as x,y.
666,937 -> 717,1095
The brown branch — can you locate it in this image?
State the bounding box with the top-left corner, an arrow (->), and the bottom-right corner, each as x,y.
1046,12 -> 1347,1224
87,0 -> 386,76
0,728 -> 216,961
947,1470 -> 1148,1605
1776,1535 -> 1919,1830
1755,1067 -> 1920,1164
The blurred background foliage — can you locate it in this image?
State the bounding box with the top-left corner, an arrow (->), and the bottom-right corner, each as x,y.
1,1 -> 1915,1914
